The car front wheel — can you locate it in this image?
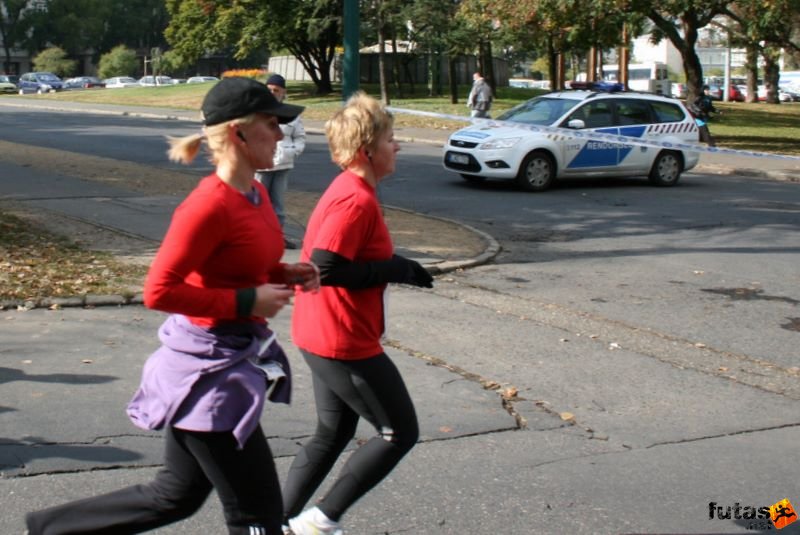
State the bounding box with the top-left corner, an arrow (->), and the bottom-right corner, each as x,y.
648,150 -> 683,187
36,88 -> 44,94
516,151 -> 555,192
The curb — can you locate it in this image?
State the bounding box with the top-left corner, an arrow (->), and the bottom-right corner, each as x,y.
0,207 -> 501,311
694,163 -> 800,183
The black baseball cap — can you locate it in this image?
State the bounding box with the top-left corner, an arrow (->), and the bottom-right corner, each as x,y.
201,76 -> 304,126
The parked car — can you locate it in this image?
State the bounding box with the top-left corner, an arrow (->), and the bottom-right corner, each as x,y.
63,76 -> 106,90
104,76 -> 139,89
757,85 -> 797,102
443,88 -> 700,192
707,84 -> 744,102
138,75 -> 174,86
779,86 -> 800,102
17,72 -> 64,94
186,76 -> 219,84
0,74 -> 18,94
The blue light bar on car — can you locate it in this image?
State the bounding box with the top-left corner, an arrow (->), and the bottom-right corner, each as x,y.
568,81 -> 625,92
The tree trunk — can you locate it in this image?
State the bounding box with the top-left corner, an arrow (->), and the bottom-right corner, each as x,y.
378,19 -> 389,104
762,48 -> 781,104
745,45 -> 758,103
391,34 -> 402,98
483,40 -> 495,94
426,51 -> 434,97
448,54 -> 458,104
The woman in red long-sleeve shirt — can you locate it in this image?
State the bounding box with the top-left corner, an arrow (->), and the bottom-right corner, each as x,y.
284,92 -> 433,535
26,77 -> 319,535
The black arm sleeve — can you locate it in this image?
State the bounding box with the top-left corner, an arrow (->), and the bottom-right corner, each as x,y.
311,248 -> 432,289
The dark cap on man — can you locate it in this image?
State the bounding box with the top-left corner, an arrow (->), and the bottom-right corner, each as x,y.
201,76 -> 303,126
266,74 -> 286,88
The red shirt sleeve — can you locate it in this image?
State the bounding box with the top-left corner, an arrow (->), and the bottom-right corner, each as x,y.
144,188 -> 237,319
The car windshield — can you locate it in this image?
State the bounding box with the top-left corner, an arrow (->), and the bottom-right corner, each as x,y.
495,97 -> 578,126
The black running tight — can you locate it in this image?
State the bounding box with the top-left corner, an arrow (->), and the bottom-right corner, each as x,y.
282,350 -> 419,523
26,425 -> 283,535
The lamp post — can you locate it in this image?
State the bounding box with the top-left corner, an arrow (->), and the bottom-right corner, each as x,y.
342,0 -> 359,101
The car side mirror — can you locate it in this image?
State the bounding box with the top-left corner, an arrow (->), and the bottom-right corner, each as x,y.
567,119 -> 585,129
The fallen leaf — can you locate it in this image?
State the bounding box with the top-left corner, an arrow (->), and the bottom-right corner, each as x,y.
560,412 -> 576,423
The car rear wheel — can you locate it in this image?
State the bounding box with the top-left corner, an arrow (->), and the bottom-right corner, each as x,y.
648,150 -> 683,187
516,151 -> 555,192
18,88 -> 24,95
36,88 -> 44,94
460,174 -> 486,183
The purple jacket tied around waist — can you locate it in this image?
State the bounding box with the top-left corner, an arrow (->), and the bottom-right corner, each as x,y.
127,314 -> 291,449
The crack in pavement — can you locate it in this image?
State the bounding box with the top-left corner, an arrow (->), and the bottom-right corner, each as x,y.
384,337 -> 564,432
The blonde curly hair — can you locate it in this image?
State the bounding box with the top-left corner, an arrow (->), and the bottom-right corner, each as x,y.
325,91 -> 394,168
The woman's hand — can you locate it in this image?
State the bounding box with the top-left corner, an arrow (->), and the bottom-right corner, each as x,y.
283,262 -> 321,293
252,283 -> 294,318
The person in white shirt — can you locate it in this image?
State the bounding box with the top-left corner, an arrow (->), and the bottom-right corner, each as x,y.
256,74 -> 307,249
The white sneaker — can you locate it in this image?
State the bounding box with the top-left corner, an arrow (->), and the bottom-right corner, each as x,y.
287,507 -> 344,535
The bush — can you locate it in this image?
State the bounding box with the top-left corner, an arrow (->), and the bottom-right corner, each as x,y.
98,45 -> 139,79
32,47 -> 76,77
222,68 -> 267,81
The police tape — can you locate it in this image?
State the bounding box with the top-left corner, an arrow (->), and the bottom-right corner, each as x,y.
386,106 -> 800,163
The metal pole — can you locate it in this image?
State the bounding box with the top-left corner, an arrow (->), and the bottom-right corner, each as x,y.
723,42 -> 732,102
342,0 -> 360,102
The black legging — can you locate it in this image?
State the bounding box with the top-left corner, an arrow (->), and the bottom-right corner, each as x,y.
26,425 -> 283,535
282,350 -> 419,523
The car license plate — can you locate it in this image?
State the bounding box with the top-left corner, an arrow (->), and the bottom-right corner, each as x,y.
448,153 -> 469,164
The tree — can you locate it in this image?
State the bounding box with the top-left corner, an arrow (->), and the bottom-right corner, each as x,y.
484,0 -> 629,90
403,0 -> 474,102
0,0 -> 31,73
631,0 -> 730,102
25,0 -> 111,58
720,0 -> 800,104
99,0 -> 170,54
32,46 -> 76,77
97,45 -> 138,79
165,0 -> 341,95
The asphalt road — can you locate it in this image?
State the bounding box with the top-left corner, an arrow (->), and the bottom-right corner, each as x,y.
1,104 -> 799,534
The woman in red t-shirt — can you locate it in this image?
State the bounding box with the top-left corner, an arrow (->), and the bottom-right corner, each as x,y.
26,77 -> 318,535
285,92 -> 433,535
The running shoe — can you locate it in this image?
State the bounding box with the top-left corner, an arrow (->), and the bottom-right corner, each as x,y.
287,507 -> 344,535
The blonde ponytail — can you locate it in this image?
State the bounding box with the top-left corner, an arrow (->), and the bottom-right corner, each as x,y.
166,133 -> 205,164
166,115 -> 256,166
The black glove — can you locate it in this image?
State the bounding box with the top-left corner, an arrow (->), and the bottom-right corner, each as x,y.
400,257 -> 433,288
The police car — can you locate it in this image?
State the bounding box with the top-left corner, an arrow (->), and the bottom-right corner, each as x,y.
443,89 -> 700,191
